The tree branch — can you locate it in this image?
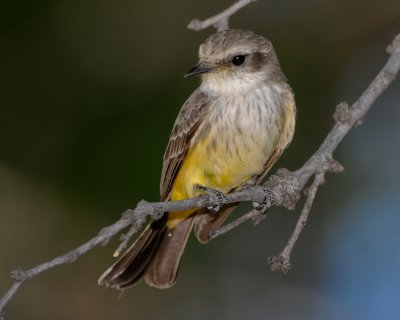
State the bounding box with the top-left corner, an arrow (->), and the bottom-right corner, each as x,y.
268,172 -> 326,272
1,1 -> 399,317
188,0 -> 257,31
0,188 -> 277,315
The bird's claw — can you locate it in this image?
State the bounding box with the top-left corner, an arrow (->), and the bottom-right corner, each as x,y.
193,184 -> 228,213
252,186 -> 274,213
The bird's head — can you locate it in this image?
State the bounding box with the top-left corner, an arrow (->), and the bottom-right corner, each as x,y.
185,29 -> 285,94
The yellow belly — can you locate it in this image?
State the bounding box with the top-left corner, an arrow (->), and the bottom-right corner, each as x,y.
165,85 -> 295,229
167,132 -> 268,228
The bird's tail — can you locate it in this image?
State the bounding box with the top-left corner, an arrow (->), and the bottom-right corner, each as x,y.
98,215 -> 195,289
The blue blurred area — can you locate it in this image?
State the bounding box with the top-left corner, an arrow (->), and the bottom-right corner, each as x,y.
322,67 -> 400,318
323,184 -> 400,319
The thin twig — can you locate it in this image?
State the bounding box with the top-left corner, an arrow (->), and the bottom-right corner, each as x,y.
114,224 -> 142,257
268,172 -> 325,273
210,187 -> 273,238
292,34 -> 400,191
0,214 -> 134,313
0,283 -> 21,319
187,0 -> 257,31
210,210 -> 267,239
0,187 -> 274,314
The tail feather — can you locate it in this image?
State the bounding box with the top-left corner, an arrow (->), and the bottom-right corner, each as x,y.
98,215 -> 195,289
144,216 -> 195,288
98,217 -> 167,289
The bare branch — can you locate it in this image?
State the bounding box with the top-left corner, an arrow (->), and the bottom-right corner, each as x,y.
269,172 -> 326,273
114,225 -> 138,257
1,3 -> 399,317
0,212 -> 137,314
187,0 -> 257,31
293,33 -> 400,192
210,186 -> 273,238
0,187 -> 275,315
210,209 -> 268,239
264,34 -> 400,271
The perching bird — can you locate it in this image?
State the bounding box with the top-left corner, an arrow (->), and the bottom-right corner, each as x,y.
98,29 -> 296,289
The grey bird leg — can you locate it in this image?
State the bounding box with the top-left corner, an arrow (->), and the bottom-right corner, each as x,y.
251,186 -> 275,213
193,184 -> 228,213
236,178 -> 275,212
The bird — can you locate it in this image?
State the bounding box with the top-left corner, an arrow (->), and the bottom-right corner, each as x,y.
98,29 -> 296,289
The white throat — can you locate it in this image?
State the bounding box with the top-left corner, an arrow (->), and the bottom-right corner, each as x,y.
200,71 -> 268,95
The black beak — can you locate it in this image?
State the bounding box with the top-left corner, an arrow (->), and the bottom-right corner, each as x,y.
184,62 -> 212,77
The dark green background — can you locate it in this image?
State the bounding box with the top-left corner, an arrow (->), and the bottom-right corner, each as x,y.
1,0 -> 400,319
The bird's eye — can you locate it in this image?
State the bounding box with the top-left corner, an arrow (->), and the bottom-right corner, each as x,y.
232,55 -> 246,66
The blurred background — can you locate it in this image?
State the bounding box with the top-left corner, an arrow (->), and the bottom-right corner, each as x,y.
1,0 -> 400,319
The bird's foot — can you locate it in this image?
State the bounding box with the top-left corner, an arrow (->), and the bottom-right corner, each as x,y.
252,186 -> 275,214
193,184 -> 228,213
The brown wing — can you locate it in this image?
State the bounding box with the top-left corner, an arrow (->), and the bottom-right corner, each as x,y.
160,88 -> 212,201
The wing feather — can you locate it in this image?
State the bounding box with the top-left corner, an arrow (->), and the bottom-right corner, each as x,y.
160,89 -> 211,200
